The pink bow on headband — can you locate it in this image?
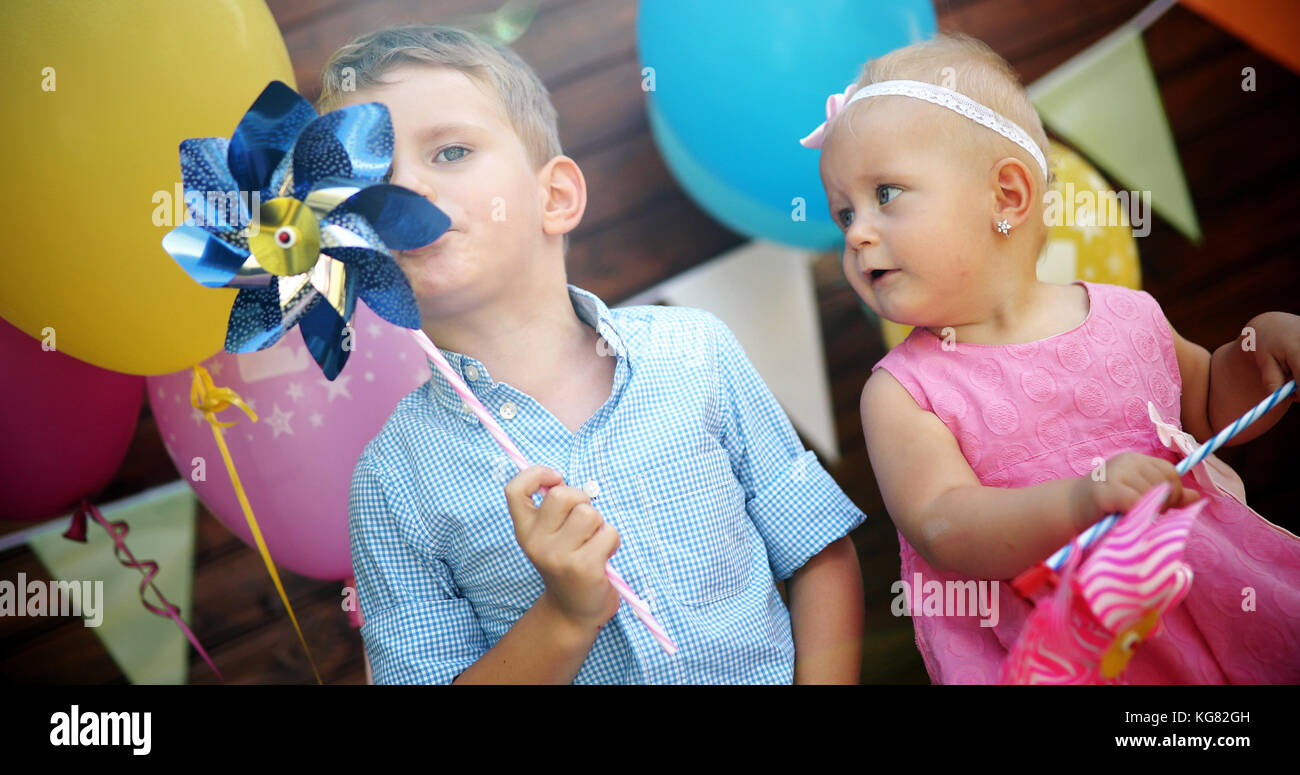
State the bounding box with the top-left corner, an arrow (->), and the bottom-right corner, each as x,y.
799,82 -> 859,149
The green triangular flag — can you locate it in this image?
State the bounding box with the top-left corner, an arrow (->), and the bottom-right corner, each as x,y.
1030,27 -> 1201,242
28,483 -> 197,684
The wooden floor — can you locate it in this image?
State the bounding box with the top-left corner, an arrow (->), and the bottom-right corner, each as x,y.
2,0 -> 1296,684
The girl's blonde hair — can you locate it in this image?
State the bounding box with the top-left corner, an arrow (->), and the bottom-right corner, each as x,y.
855,33 -> 1051,186
848,33 -> 1053,253
317,24 -> 563,169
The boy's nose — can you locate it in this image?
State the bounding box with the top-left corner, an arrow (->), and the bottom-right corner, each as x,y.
389,167 -> 436,202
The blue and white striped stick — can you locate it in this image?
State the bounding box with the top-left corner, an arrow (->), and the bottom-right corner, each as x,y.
1045,379 -> 1296,571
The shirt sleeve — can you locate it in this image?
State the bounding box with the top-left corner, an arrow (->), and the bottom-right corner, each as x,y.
710,314 -> 867,580
349,455 -> 490,684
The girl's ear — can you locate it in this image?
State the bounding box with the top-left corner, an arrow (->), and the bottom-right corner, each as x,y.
990,156 -> 1035,232
539,155 -> 587,237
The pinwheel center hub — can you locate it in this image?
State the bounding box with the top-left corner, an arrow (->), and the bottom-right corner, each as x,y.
250,197 -> 321,277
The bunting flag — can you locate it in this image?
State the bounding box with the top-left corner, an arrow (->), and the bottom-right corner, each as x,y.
27,482 -> 197,684
1029,26 -> 1202,242
655,240 -> 841,463
1182,0 -> 1300,75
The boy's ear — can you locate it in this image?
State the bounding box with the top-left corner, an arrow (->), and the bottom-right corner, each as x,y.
539,155 -> 587,237
989,156 -> 1035,230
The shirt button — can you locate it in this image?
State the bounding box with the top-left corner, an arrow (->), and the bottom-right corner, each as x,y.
583,480 -> 601,498
465,365 -> 480,380
499,401 -> 518,420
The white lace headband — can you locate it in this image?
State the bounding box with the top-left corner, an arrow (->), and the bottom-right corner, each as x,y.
799,79 -> 1049,179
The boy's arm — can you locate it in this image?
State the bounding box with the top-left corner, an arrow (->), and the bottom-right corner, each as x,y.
351,461 -> 618,684
349,458 -> 491,684
450,591 -> 601,684
454,466 -> 620,684
1170,312 -> 1298,447
710,314 -> 865,577
786,536 -> 862,684
709,314 -> 865,681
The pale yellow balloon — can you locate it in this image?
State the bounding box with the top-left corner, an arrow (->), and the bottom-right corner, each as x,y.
0,0 -> 296,375
879,143 -> 1142,349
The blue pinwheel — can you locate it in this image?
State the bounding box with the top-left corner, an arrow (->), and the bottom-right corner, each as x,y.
162,81 -> 448,379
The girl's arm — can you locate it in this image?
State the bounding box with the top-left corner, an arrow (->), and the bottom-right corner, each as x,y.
861,369 -> 1196,580
1171,312 -> 1298,447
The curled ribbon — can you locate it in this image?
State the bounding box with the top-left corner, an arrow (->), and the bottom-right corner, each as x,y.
66,500 -> 224,682
191,364 -> 324,684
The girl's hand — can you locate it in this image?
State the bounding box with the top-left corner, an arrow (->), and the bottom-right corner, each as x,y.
1245,311 -> 1300,401
1076,452 -> 1199,527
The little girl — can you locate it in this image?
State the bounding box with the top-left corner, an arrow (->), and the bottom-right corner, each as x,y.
801,33 -> 1300,683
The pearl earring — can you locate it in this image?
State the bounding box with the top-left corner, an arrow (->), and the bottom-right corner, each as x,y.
995,218 -> 1012,236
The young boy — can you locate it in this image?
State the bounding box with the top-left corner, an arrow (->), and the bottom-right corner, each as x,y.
337,25 -> 865,684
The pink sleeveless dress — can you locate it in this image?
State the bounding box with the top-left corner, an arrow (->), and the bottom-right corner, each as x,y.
872,281 -> 1300,684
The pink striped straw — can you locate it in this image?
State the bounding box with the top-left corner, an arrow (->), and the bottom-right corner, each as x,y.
410,330 -> 679,655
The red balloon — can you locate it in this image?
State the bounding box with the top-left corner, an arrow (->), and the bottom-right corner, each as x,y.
0,315 -> 144,521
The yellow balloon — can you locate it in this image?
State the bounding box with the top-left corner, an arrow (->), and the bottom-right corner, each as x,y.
879,143 -> 1142,349
0,0 -> 296,375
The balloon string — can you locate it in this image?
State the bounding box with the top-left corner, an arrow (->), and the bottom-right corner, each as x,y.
69,500 -> 225,682
191,365 -> 324,684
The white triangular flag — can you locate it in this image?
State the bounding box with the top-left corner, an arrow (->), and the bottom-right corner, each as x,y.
658,240 -> 840,462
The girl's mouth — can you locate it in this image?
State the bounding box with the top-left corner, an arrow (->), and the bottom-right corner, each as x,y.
870,268 -> 899,284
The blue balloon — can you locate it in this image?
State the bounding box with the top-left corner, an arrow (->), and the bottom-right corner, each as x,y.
638,0 -> 937,249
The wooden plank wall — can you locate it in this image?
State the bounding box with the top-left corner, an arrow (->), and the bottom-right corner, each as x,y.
1,0 -> 1295,684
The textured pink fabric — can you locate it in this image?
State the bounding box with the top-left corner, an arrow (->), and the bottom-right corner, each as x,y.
872,281 -> 1300,684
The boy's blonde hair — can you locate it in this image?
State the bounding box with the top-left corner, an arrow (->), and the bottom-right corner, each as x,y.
850,33 -> 1052,249
317,24 -> 563,169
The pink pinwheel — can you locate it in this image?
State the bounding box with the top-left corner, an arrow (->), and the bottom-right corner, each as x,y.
1000,482 -> 1206,684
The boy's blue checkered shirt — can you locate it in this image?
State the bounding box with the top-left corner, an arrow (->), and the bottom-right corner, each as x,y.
348,285 -> 866,684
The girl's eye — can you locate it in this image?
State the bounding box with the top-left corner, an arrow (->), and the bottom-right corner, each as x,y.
877,185 -> 902,206
434,145 -> 470,163
837,208 -> 854,228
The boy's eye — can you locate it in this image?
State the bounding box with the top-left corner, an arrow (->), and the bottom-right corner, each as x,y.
837,208 -> 854,228
877,185 -> 902,206
434,145 -> 470,163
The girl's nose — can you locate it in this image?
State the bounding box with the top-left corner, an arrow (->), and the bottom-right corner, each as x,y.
846,215 -> 879,253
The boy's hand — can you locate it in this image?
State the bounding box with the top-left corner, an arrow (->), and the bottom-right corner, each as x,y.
1245,311 -> 1300,401
1073,452 -> 1199,529
505,466 -> 621,632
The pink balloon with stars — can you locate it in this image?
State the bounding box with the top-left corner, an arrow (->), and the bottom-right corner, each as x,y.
147,302 -> 433,580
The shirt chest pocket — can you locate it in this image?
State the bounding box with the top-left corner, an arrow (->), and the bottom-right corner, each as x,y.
634,446 -> 754,605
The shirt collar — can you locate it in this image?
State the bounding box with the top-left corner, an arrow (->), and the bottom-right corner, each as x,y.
424,284 -> 628,416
